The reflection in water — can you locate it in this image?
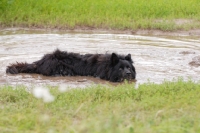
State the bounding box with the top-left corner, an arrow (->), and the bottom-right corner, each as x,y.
0,29 -> 200,87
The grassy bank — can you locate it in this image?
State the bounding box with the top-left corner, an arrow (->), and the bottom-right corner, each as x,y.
1,0 -> 200,31
0,79 -> 200,133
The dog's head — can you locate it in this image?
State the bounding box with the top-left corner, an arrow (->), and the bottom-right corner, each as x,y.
109,53 -> 136,82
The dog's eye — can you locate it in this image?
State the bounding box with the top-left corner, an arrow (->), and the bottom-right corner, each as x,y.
127,66 -> 130,69
119,68 -> 122,71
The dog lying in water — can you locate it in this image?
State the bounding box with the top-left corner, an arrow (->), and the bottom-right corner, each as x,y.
6,49 -> 136,82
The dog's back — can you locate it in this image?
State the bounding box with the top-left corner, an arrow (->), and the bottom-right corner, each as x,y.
6,49 -> 136,82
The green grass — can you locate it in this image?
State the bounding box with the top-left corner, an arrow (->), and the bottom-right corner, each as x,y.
1,0 -> 200,31
0,79 -> 200,133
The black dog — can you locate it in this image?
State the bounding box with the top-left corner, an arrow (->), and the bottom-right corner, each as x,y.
6,49 -> 136,82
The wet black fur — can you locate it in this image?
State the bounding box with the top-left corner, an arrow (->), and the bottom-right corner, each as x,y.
6,49 -> 136,82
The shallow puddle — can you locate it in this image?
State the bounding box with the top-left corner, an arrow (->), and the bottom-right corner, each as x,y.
0,29 -> 200,87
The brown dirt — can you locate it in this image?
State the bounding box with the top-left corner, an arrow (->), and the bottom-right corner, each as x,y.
189,56 -> 200,67
1,27 -> 200,36
179,51 -> 196,55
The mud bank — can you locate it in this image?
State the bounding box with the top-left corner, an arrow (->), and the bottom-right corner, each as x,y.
1,27 -> 200,36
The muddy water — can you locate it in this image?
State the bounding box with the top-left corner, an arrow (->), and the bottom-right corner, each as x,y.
0,29 -> 200,87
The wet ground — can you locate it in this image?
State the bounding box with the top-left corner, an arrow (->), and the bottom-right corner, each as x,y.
0,29 -> 200,87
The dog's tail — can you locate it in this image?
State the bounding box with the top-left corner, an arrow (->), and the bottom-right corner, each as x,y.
6,62 -> 37,74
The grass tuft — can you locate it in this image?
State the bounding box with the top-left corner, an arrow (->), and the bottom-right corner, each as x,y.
0,79 -> 200,132
1,0 -> 200,30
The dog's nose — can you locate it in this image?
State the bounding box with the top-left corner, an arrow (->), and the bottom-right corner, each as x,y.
126,72 -> 131,76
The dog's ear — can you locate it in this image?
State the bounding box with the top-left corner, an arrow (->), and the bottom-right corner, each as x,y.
125,54 -> 133,63
111,53 -> 119,65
